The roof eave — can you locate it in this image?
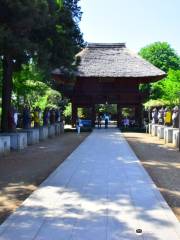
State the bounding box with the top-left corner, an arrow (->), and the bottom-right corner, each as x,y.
75,74 -> 167,82
138,74 -> 167,83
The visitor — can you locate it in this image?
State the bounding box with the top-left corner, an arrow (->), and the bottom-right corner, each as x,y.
123,117 -> 129,128
76,118 -> 82,134
104,114 -> 109,129
97,114 -> 102,129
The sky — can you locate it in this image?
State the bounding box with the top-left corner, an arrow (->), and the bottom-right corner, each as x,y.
79,0 -> 180,54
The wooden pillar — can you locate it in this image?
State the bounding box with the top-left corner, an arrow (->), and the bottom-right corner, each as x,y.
117,104 -> 122,127
135,104 -> 143,128
91,105 -> 96,127
72,102 -> 77,127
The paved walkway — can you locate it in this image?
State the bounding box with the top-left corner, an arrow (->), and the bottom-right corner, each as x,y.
0,129 -> 180,240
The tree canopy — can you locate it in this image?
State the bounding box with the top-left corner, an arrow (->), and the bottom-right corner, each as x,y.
139,42 -> 180,106
160,69 -> 180,105
139,42 -> 180,72
0,0 -> 83,131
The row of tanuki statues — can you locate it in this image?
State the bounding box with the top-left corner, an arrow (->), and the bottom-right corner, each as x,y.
151,106 -> 179,128
7,106 -> 62,131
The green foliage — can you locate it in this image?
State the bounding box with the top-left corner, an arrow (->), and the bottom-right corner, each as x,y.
161,69 -> 180,105
139,42 -> 180,72
139,42 -> 180,104
144,99 -> 169,110
0,0 -> 83,131
0,0 -> 83,90
63,102 -> 72,123
12,62 -> 62,109
46,89 -> 62,108
35,89 -> 62,109
63,103 -> 72,117
13,63 -> 46,95
56,0 -> 63,7
0,0 -> 49,66
78,107 -> 92,119
96,104 -> 117,114
39,0 -> 84,72
122,108 -> 134,117
0,0 -> 83,70
149,69 -> 180,103
12,63 -> 48,107
144,70 -> 180,108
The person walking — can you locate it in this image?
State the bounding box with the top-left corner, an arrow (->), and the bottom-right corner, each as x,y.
97,114 -> 102,129
76,118 -> 82,134
104,114 -> 109,129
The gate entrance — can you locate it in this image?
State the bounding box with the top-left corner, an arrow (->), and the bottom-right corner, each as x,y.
52,43 -> 165,127
95,104 -> 117,127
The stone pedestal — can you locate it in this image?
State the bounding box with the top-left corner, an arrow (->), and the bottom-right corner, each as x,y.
55,123 -> 61,136
151,124 -> 158,136
164,127 -> 174,143
157,125 -> 165,139
172,129 -> 179,148
0,132 -> 27,150
21,129 -> 39,145
148,123 -> 152,134
48,125 -> 56,138
0,136 -> 10,154
39,126 -> 48,141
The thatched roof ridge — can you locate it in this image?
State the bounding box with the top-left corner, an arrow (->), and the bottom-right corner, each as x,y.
87,43 -> 126,48
75,43 -> 166,80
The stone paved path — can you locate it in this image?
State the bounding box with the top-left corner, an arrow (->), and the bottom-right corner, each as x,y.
0,129 -> 180,240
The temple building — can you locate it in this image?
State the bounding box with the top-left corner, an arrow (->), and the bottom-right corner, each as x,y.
52,43 -> 166,126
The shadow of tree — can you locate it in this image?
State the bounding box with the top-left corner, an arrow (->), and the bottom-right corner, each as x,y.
0,129 -> 179,239
123,132 -> 180,222
0,132 -> 89,224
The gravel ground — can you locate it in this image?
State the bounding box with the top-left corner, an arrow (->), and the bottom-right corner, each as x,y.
123,132 -> 180,221
0,132 -> 89,224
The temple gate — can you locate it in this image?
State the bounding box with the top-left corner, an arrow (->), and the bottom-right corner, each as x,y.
52,43 -> 166,127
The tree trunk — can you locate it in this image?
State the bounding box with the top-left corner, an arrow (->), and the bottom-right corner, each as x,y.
1,56 -> 14,132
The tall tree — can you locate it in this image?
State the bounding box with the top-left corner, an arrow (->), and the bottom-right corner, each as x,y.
139,42 -> 180,72
0,0 -> 83,132
0,0 -> 49,131
139,42 -> 180,101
